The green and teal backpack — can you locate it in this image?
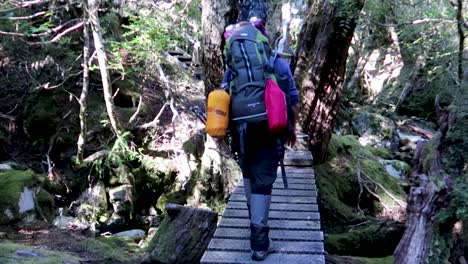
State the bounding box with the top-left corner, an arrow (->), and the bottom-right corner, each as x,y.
223,22 -> 272,124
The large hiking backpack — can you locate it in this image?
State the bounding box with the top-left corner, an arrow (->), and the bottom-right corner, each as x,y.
224,23 -> 272,124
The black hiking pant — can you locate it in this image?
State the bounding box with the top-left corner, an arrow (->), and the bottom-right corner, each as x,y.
238,122 -> 280,251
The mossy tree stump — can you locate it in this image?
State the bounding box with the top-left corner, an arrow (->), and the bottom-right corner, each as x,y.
143,203 -> 218,264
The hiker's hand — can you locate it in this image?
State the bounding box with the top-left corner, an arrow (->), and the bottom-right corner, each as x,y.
286,131 -> 296,147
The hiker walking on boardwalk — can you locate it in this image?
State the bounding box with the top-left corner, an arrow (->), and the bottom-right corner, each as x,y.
221,17 -> 299,261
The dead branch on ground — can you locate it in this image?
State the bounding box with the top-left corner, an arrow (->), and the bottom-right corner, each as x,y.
128,96 -> 143,124
137,102 -> 168,129
409,125 -> 434,139
0,113 -> 15,121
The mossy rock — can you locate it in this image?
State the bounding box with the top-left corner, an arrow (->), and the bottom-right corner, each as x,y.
35,188 -> 55,222
0,170 -> 38,224
156,191 -> 187,213
325,221 -> 404,257
0,241 -> 81,264
76,181 -> 108,224
316,135 -> 406,228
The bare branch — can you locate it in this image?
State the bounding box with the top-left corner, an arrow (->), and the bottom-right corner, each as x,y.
0,11 -> 47,20
128,96 -> 143,124
408,18 -> 457,25
35,70 -> 83,90
371,18 -> 457,28
0,113 -> 15,121
0,18 -> 82,38
138,102 -> 168,129
81,150 -> 110,165
0,0 -> 51,13
28,21 -> 85,45
360,170 -> 407,207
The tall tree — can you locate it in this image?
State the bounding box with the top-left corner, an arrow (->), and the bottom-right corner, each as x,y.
201,0 -> 239,96
294,0 -> 365,162
87,0 -> 121,136
76,0 -> 90,165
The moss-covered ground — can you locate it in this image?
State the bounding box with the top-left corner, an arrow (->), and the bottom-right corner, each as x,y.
0,241 -> 81,264
0,227 -> 143,264
316,135 -> 406,256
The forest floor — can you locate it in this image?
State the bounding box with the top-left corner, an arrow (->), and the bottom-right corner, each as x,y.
0,221 -> 143,263
0,61 -> 207,264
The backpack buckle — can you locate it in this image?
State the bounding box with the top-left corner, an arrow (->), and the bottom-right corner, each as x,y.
264,64 -> 274,74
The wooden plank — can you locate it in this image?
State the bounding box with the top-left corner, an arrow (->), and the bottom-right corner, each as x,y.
201,251 -> 325,264
226,202 -> 318,212
273,181 -> 316,189
207,238 -> 324,253
218,218 -> 321,230
278,167 -> 314,174
283,151 -> 314,166
274,178 -> 316,184
234,188 -> 318,197
238,182 -> 316,190
237,184 -> 317,192
283,159 -> 314,166
278,174 -> 316,180
229,194 -> 317,204
285,150 -> 313,160
213,228 -> 323,241
222,209 -> 320,220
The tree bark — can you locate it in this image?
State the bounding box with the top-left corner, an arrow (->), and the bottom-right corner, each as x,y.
394,88 -> 468,263
201,0 -> 239,96
392,140 -> 451,263
455,0 -> 465,85
87,0 -> 121,136
76,3 -> 90,165
294,0 -> 364,162
143,203 -> 218,264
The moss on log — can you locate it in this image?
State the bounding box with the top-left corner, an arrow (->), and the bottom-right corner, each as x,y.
143,203 -> 217,264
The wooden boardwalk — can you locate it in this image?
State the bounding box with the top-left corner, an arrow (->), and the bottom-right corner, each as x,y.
201,150 -> 325,264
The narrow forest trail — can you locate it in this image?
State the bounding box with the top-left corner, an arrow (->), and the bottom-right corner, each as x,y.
201,150 -> 325,264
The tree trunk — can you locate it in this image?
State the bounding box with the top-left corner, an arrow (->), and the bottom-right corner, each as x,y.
76,3 -> 90,165
455,0 -> 465,85
201,0 -> 239,96
87,0 -> 121,136
394,90 -> 468,263
237,0 -> 267,21
143,203 -> 218,264
294,0 -> 364,162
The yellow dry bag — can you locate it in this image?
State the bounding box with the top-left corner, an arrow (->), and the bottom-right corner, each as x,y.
206,89 -> 230,139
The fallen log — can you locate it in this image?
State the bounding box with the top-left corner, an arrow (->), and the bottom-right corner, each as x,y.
408,125 -> 434,139
143,203 -> 218,264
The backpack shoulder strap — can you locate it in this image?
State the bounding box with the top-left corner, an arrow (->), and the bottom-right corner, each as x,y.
268,49 -> 279,69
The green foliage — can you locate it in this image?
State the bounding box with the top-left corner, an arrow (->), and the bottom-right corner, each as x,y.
109,0 -> 200,77
94,132 -> 139,184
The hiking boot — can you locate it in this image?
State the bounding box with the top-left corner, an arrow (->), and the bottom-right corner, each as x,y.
251,238 -> 274,261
